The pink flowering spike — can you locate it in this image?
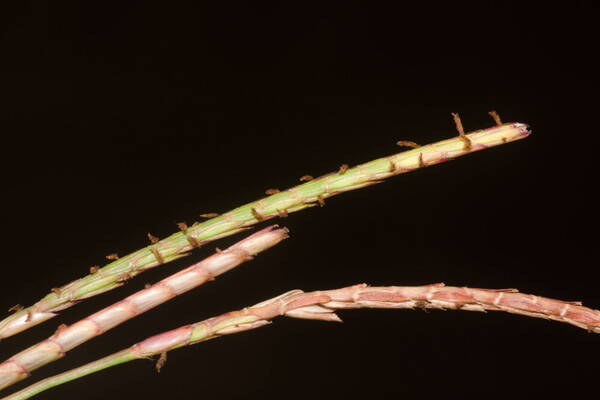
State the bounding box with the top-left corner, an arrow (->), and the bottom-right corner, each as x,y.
0,226 -> 288,391
4,283 -> 599,400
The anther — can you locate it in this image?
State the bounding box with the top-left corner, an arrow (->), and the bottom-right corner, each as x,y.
396,140 -> 421,149
8,304 -> 23,313
177,222 -> 200,248
488,110 -> 502,126
150,246 -> 164,264
147,233 -> 159,244
265,189 -> 280,195
251,207 -> 265,221
460,135 -> 472,150
117,272 -> 133,283
299,175 -> 314,182
317,195 -> 325,207
277,209 -> 289,218
388,160 -> 397,173
156,352 -> 168,373
338,164 -> 349,174
451,112 -> 471,150
451,112 -> 465,136
89,266 -> 99,274
54,323 -> 68,335
415,300 -> 428,309
106,253 -> 119,260
199,213 -> 220,218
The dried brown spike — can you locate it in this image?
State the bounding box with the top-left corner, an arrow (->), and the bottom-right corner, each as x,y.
488,110 -> 502,126
106,253 -> 119,260
145,283 -> 152,289
451,112 -> 465,136
251,207 -> 264,221
191,221 -> 200,226
418,153 -> 425,168
215,247 -> 222,253
51,288 -> 61,295
156,352 -> 168,373
299,175 -> 314,182
317,195 -> 325,207
265,188 -> 280,195
338,164 -> 349,174
177,222 -> 188,231
277,209 -> 289,218
8,304 -> 23,313
89,266 -> 99,274
199,213 -> 220,218
147,233 -> 159,244
25,310 -> 32,322
396,140 -> 421,149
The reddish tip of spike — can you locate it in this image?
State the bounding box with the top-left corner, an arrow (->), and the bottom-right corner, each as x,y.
299,175 -> 314,182
106,253 -> 119,260
177,222 -> 188,231
89,266 -> 99,274
338,164 -> 349,174
265,188 -> 280,195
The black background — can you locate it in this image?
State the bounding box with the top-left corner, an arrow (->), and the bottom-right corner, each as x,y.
1,2 -> 599,399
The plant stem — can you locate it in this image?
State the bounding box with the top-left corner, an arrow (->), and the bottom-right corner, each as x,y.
4,281 -> 596,400
0,120 -> 531,339
0,226 -> 288,391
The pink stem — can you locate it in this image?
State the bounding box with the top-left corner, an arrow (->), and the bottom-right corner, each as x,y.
134,282 -> 600,358
0,226 -> 289,390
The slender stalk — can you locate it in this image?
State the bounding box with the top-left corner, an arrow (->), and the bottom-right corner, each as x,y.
0,226 -> 289,391
4,282 -> 597,400
0,120 -> 531,339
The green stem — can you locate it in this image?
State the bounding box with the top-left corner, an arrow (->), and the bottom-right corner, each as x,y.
2,350 -> 135,400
